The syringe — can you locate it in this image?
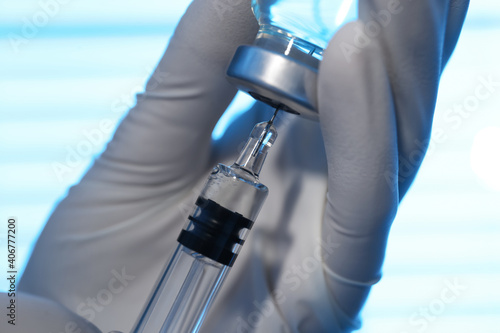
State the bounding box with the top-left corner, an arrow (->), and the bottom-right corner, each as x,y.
133,109 -> 280,333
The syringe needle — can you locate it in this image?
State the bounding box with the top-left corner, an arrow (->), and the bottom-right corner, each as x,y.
268,107 -> 280,127
252,107 -> 280,157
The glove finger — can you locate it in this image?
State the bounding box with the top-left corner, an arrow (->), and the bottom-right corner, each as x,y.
318,1 -> 468,320
357,0 -> 455,197
442,0 -> 469,68
91,0 -> 258,194
318,21 -> 399,320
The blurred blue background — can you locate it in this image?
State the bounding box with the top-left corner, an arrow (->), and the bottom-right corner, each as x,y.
0,0 -> 499,332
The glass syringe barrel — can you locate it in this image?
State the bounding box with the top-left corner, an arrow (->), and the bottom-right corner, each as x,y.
132,242 -> 230,333
133,120 -> 278,333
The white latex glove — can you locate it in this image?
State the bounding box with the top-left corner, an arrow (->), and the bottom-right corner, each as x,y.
0,291 -> 100,333
317,0 -> 469,327
19,0 -> 469,332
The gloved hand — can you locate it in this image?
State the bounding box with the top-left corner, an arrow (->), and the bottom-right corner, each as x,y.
19,1 -> 469,333
317,0 -> 469,327
0,291 -> 100,333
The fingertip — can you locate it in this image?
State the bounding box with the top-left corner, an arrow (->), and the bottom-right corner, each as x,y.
171,0 -> 259,68
317,20 -> 399,231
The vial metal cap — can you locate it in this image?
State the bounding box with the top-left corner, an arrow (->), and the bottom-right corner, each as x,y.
226,44 -> 319,121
